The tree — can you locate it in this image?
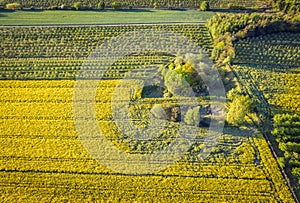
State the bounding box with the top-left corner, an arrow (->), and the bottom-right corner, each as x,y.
171,106 -> 181,122
6,2 -> 21,10
0,0 -> 6,9
200,1 -> 210,11
184,106 -> 201,126
162,56 -> 205,95
182,59 -> 196,74
226,88 -> 240,101
111,2 -> 122,10
276,0 -> 285,10
226,94 -> 252,126
73,2 -> 81,10
278,157 -> 286,168
98,1 -> 105,10
150,104 -> 166,120
164,69 -> 191,96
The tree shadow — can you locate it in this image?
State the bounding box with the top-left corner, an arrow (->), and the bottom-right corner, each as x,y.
109,9 -> 154,12
162,8 -> 188,11
269,104 -> 297,116
21,9 -> 45,12
69,9 -> 155,12
0,9 -> 16,13
222,126 -> 255,138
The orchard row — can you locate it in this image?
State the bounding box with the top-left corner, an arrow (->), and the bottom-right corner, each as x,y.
3,0 -> 264,9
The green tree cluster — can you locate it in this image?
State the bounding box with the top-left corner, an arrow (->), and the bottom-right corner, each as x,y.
200,1 -> 210,11
271,113 -> 300,184
206,13 -> 300,64
226,89 -> 253,126
162,56 -> 206,96
271,0 -> 300,14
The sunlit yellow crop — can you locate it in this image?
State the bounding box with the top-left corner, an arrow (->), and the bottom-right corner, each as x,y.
0,80 -> 294,202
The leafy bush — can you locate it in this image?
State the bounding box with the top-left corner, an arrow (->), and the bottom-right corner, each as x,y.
226,93 -> 252,126
150,104 -> 166,120
0,0 -> 6,9
271,0 -> 300,14
98,1 -> 105,10
184,106 -> 200,126
227,3 -> 246,10
111,1 -> 122,10
6,2 -> 21,10
200,1 -> 210,11
73,2 -> 81,10
272,113 -> 300,183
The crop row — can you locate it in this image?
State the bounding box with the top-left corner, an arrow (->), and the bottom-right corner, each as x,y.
234,32 -> 300,68
0,171 -> 276,202
0,24 -> 212,79
0,24 -> 212,58
254,132 -> 296,202
0,57 -> 169,79
235,65 -> 300,114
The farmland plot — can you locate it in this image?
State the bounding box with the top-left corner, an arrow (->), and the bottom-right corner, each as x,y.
0,25 -> 295,202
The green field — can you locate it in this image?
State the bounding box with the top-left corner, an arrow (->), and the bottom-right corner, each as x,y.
0,10 -> 215,25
